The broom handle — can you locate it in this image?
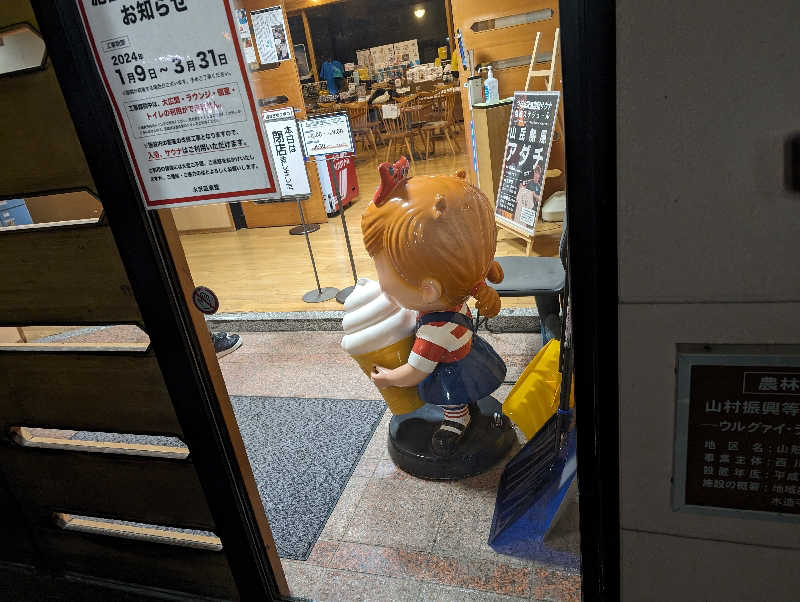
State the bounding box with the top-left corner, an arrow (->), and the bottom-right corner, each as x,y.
557,220 -> 573,435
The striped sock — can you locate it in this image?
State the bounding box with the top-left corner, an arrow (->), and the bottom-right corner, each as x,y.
440,404 -> 471,434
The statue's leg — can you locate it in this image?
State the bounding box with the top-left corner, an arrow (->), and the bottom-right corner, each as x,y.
432,403 -> 472,456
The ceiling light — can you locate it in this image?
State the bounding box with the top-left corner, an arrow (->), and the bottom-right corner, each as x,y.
414,8 -> 426,19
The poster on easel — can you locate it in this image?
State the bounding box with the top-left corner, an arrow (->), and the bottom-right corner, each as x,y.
495,91 -> 560,235
298,112 -> 355,157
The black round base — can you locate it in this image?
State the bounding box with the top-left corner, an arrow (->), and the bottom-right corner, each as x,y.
289,223 -> 320,235
302,287 -> 339,303
335,285 -> 355,304
388,396 -> 515,481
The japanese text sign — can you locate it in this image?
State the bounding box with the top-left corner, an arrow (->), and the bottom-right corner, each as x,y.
298,112 -> 355,157
496,91 -> 560,234
673,348 -> 800,521
78,0 -> 278,209
262,107 -> 311,197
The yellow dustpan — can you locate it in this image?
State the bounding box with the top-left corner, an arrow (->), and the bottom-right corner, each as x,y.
503,339 -> 574,439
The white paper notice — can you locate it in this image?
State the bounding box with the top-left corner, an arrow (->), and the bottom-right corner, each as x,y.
262,108 -> 311,197
298,112 -> 355,157
381,104 -> 399,119
77,0 -> 278,209
250,6 -> 291,64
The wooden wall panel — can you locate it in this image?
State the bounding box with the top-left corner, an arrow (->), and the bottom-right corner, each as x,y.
0,6 -> 95,199
0,350 -> 183,437
473,101 -> 513,206
2,446 -> 215,530
171,203 -> 236,234
453,0 -> 565,197
0,222 -> 141,325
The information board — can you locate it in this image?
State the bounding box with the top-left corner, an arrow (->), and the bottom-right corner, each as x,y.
250,6 -> 291,64
496,91 -> 560,234
674,347 -> 800,522
298,112 -> 355,157
262,107 -> 310,197
234,8 -> 257,64
78,0 -> 278,209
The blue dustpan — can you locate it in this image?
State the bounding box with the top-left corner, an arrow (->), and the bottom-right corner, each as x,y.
488,421 -> 579,569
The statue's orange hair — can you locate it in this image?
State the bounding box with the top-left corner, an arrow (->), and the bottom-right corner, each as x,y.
362,158 -> 504,317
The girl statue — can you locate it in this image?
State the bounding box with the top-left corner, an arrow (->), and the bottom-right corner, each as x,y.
363,157 -> 507,456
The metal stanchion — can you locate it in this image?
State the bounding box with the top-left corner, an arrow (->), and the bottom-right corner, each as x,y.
328,155 -> 359,304
296,196 -> 338,303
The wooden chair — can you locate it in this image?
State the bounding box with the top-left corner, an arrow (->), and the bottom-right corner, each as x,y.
401,98 -> 435,157
346,103 -> 377,154
380,104 -> 416,170
421,91 -> 461,159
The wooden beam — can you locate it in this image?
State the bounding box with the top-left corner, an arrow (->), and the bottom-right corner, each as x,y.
13,427 -> 189,460
56,514 -> 222,551
156,208 -> 290,597
445,0 -> 455,55
285,0 -> 342,12
301,9 -> 318,82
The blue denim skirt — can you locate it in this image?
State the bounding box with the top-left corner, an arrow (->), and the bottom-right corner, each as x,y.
417,334 -> 507,406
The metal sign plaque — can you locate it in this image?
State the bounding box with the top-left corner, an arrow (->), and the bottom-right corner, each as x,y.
673,345 -> 800,522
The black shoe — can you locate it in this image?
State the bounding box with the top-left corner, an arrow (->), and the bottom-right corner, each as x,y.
431,419 -> 470,457
211,332 -> 242,358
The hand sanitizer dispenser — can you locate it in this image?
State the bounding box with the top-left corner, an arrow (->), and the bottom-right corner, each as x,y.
483,65 -> 499,103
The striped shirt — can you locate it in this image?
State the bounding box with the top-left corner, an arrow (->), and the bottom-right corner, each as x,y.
408,305 -> 473,374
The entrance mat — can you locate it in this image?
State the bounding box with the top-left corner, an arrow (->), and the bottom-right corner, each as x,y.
72,396 -> 386,560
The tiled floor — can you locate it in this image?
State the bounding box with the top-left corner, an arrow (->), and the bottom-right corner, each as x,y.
30,325 -> 582,600
217,330 -> 582,602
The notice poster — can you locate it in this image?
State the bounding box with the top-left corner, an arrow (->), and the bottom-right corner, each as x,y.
496,91 -> 560,234
356,49 -> 371,68
298,112 -> 355,157
262,107 -> 311,197
393,39 -> 419,65
77,0 -> 278,209
234,8 -> 257,64
674,351 -> 800,519
250,6 -> 291,64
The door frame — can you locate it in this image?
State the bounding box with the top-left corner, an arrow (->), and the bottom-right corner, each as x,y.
560,0 -> 621,599
30,0 -> 621,598
30,1 -> 289,598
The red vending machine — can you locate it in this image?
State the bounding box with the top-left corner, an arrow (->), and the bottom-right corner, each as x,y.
315,154 -> 359,215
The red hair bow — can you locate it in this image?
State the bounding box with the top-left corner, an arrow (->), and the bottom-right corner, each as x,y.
373,156 -> 410,206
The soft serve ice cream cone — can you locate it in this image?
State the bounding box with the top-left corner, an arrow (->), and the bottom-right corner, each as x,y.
341,278 -> 425,415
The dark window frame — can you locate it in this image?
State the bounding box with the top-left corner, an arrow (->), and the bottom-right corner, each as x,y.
28,0 -> 620,598
560,0 -> 620,599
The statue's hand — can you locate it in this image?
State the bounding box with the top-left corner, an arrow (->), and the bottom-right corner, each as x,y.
371,365 -> 394,389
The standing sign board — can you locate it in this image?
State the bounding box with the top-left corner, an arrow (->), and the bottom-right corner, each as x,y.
496,91 -> 560,235
262,108 -> 311,197
298,112 -> 355,157
77,0 -> 279,209
673,345 -> 800,522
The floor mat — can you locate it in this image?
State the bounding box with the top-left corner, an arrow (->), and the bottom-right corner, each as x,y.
72,395 -> 386,560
